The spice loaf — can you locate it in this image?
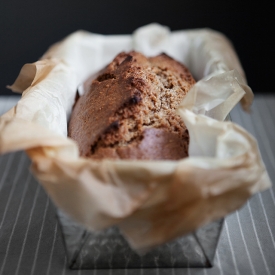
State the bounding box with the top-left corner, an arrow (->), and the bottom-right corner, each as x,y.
68,51 -> 196,160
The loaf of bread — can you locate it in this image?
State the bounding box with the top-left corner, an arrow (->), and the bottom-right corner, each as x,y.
68,51 -> 196,160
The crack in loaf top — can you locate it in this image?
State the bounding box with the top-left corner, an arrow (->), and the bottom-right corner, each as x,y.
68,51 -> 196,160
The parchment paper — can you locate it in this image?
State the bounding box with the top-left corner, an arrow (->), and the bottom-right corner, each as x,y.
0,23 -> 271,252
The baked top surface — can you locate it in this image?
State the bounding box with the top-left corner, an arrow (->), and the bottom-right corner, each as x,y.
68,51 -> 195,160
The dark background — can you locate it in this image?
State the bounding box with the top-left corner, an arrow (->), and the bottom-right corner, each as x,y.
0,0 -> 273,95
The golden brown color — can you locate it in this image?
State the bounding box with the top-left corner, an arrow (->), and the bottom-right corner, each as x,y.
68,51 -> 196,160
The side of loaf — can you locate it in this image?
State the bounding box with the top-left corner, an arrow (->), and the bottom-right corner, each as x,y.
68,51 -> 196,160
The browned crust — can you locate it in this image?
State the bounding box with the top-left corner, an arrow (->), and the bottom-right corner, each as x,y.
68,51 -> 195,160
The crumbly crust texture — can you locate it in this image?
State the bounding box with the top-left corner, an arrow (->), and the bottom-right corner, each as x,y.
68,51 -> 196,160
